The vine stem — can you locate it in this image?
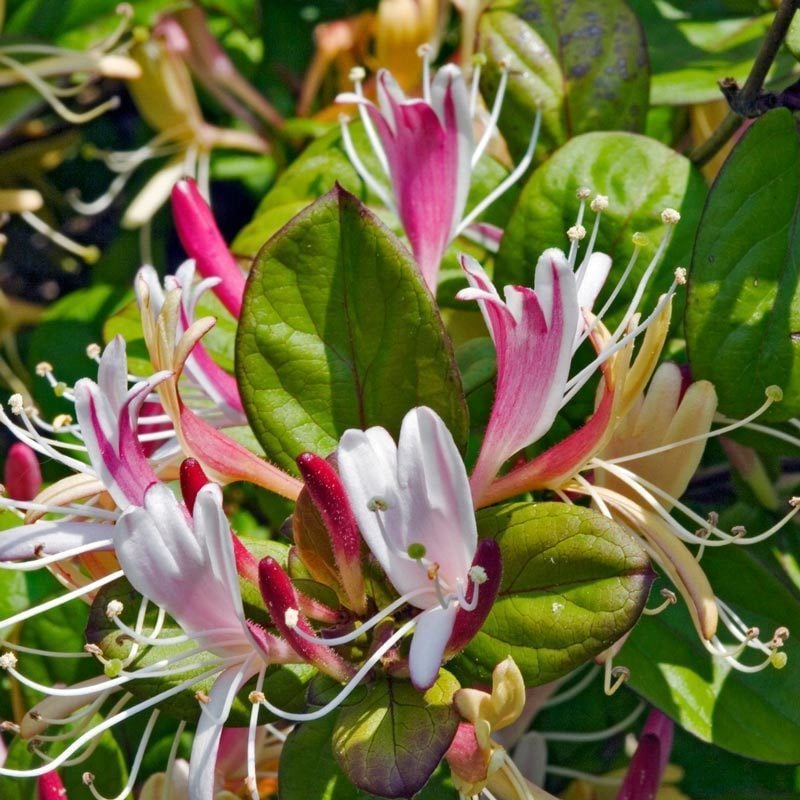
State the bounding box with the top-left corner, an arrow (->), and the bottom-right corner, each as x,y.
689,0 -> 799,167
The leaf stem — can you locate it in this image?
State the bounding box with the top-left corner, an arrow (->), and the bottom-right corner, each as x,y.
689,0 -> 799,167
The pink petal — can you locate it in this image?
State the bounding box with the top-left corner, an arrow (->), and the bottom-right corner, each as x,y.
171,178 -> 245,318
460,252 -> 579,502
179,403 -> 301,500
371,70 -> 466,289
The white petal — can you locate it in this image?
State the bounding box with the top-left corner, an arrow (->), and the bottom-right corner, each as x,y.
398,408 -> 476,582
97,336 -> 129,417
575,251 -> 612,316
409,604 -> 458,690
188,665 -> 254,800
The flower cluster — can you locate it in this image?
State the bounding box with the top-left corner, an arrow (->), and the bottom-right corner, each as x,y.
0,32 -> 795,800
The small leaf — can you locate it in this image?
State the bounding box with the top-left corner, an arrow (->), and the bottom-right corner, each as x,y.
686,109 -> 800,421
332,671 -> 461,799
459,502 -> 654,686
495,131 -> 706,318
622,545 -> 800,764
236,185 -> 468,472
280,711 -> 458,800
479,0 -> 649,161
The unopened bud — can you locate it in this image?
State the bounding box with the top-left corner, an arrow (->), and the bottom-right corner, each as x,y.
4,443 -> 41,501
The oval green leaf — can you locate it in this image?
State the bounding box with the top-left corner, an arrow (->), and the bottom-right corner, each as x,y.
236,185 -> 468,471
460,502 -> 654,686
332,671 -> 460,799
494,131 -> 706,317
479,0 -> 649,162
686,109 -> 800,421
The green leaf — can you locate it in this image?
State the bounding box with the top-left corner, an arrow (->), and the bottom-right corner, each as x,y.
479,0 -> 649,161
455,338 -> 497,396
332,671 -> 460,799
622,545 -> 800,763
236,185 -> 468,472
495,131 -> 706,320
280,711 -> 458,800
627,2 -> 792,105
459,502 -> 653,686
685,109 -> 800,421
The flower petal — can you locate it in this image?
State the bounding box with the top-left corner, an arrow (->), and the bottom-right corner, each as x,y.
409,603 -> 458,690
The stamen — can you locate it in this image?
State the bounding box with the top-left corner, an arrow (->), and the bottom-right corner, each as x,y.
0,669 -> 221,777
247,670 -> 267,800
284,585 -> 437,647
603,661 -> 630,696
256,617 -> 416,722
0,570 -> 124,630
539,701 -> 644,742
455,108 -> 542,238
417,44 -> 432,103
642,588 -> 677,616
542,664 -> 601,708
471,58 -> 510,168
338,115 -> 394,210
469,53 -> 486,116
0,537 -> 115,571
85,710 -> 160,800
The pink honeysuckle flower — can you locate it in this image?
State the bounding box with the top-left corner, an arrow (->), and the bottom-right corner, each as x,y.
337,56 -> 540,291
136,261 -> 246,429
171,177 -> 246,318
457,251 -> 580,503
617,709 -> 674,800
114,480 -> 297,800
337,406 -> 500,690
73,336 -> 171,508
37,772 -> 68,800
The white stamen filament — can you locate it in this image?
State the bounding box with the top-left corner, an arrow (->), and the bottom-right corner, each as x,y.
546,765 -> 623,787
562,283 -> 678,406
0,669 -> 220,778
338,116 -> 394,211
471,62 -> 509,169
351,75 -> 389,176
455,109 -> 541,238
288,585 -> 437,647
257,618 -> 416,723
604,392 -> 778,467
567,197 -> 588,268
0,570 -> 123,630
538,701 -> 644,742
247,669 -> 267,800
0,539 -> 114,571
541,664 -> 600,708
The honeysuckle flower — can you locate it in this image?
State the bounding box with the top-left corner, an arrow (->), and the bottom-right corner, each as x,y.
338,405 -> 501,689
136,265 -> 302,500
447,657 -> 559,800
459,196 -> 683,506
0,336 -> 168,521
155,7 -> 284,133
70,27 -> 267,229
170,178 -> 247,319
457,249 -> 579,502
337,53 -> 540,290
